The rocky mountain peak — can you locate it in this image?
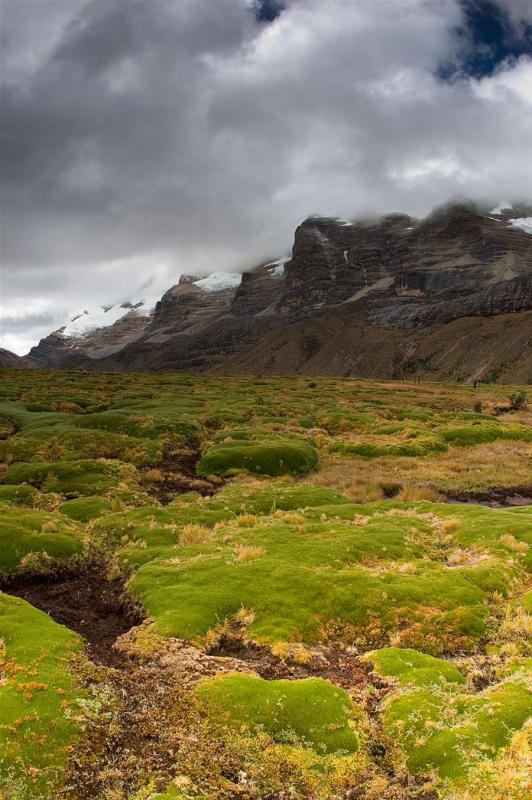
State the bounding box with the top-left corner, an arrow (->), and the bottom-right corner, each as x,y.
11,199 -> 532,383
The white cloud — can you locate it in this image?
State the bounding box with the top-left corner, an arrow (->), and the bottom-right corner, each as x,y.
1,0 -> 531,354
474,57 -> 532,104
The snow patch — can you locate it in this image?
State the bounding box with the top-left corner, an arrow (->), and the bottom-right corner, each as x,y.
264,256 -> 290,277
490,201 -> 512,215
335,218 -> 354,226
61,299 -> 154,337
193,273 -> 242,292
507,217 -> 532,235
62,305 -> 131,337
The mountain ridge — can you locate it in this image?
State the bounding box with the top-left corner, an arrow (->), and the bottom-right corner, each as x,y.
9,199 -> 532,383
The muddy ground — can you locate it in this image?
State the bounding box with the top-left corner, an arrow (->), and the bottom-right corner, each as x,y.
1,568 -> 143,666
446,484 -> 532,507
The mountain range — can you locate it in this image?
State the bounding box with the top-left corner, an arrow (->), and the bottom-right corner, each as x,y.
4,200 -> 532,382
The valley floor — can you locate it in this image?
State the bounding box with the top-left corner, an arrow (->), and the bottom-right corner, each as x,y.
0,370 -> 530,800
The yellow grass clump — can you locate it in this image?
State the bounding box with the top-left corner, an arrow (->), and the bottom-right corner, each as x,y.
500,534 -> 529,554
235,514 -> 258,527
235,545 -> 266,562
395,485 -> 442,502
41,521 -> 58,533
180,524 -> 213,546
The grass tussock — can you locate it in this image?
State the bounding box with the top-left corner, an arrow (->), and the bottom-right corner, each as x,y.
235,544 -> 266,562
179,524 -> 213,546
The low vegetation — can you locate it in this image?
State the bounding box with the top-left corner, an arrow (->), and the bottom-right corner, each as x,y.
0,369 -> 530,799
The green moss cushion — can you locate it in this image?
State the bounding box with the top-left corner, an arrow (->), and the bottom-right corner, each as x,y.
197,437 -> 318,477
196,674 -> 359,754
0,594 -> 84,796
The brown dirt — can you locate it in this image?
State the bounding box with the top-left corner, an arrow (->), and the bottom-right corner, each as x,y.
63,633 -> 398,800
447,484 -> 532,507
63,655 -> 189,799
141,442 -> 221,503
212,639 -> 385,692
1,568 -> 143,666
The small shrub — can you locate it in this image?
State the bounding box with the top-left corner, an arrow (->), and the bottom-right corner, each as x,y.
509,391 -> 527,411
301,335 -> 322,361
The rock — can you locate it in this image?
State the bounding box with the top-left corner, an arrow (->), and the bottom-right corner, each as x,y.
0,348 -> 27,368
16,199 -> 532,382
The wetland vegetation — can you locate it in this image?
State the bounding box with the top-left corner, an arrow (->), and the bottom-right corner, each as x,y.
0,369 -> 530,800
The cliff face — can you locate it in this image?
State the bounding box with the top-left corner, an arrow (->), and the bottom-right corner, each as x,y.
278,203 -> 531,315
19,200 -> 532,382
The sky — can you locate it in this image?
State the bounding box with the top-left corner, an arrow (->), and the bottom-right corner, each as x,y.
1,0 -> 532,354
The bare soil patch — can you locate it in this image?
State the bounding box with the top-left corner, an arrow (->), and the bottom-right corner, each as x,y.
142,442 -> 220,503
447,484 -> 532,507
213,639 -> 381,691
1,568 -> 143,666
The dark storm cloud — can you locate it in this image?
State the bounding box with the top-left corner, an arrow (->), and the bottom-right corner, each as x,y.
1,0 -> 531,353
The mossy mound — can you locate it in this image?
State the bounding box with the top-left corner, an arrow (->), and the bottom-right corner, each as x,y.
438,421 -> 532,447
367,646 -> 531,782
0,505 -> 84,575
213,482 -> 351,513
382,680 -> 531,781
72,410 -> 203,443
0,594 -> 84,797
330,433 -> 447,458
0,484 -> 41,506
126,500 -> 521,651
3,459 -> 137,496
196,674 -> 359,754
58,496 -> 112,522
197,436 -> 318,477
0,426 -> 162,467
364,647 -> 466,687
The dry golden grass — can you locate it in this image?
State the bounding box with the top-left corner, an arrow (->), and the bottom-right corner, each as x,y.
235,513 -> 258,527
110,496 -> 125,513
500,534 -> 529,554
306,440 -> 532,500
394,485 -> 442,502
235,545 -> 266,562
180,524 -> 213,546
144,467 -> 165,482
446,548 -> 493,569
271,641 -> 313,664
41,521 -> 58,533
275,510 -> 306,524
454,722 -> 532,800
499,608 -> 532,640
